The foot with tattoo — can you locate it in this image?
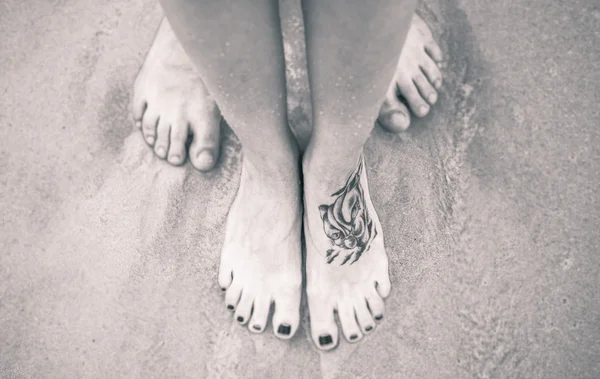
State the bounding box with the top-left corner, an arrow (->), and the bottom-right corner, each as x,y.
377,13 -> 444,131
218,157 -> 303,338
303,153 -> 391,350
132,19 -> 222,171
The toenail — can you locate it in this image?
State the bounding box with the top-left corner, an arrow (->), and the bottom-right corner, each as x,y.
365,326 -> 373,332
227,305 -> 234,310
419,105 -> 429,115
278,324 -> 291,335
221,287 -> 226,291
196,150 -> 214,167
375,315 -> 383,321
428,93 -> 437,103
349,334 -> 358,341
434,79 -> 442,89
237,316 -> 244,323
146,135 -> 155,144
253,325 -> 261,331
169,155 -> 181,164
319,335 -> 333,346
391,112 -> 407,127
156,146 -> 165,157
135,121 -> 141,128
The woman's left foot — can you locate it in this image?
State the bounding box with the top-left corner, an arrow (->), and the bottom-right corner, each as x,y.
303,154 -> 391,350
378,13 -> 444,132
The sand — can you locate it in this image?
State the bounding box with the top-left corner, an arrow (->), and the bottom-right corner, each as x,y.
1,0 -> 599,378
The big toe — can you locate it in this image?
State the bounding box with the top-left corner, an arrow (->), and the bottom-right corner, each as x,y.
272,291 -> 301,340
308,297 -> 339,350
189,104 -> 221,172
378,83 -> 412,132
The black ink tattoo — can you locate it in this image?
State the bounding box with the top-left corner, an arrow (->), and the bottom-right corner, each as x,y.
318,158 -> 377,265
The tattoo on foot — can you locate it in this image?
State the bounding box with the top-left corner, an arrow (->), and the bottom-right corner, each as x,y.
318,158 -> 377,265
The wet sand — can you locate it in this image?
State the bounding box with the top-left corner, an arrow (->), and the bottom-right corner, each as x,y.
1,0 -> 599,378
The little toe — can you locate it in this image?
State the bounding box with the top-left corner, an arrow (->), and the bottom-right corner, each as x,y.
309,300 -> 338,350
248,295 -> 271,333
224,280 -> 243,311
377,84 -> 412,132
420,54 -> 443,90
337,303 -> 363,343
413,73 -> 438,106
354,300 -> 375,334
167,118 -> 189,166
141,109 -> 159,146
234,290 -> 254,325
397,77 -> 430,117
153,118 -> 171,159
188,105 -> 221,172
218,264 -> 233,290
376,276 -> 392,299
272,292 -> 300,340
365,291 -> 385,321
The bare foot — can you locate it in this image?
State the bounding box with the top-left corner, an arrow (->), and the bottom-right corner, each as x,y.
303,154 -> 391,350
131,19 -> 222,171
378,13 -> 444,132
218,158 -> 303,338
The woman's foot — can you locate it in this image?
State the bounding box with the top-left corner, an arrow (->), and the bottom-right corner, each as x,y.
131,19 -> 222,171
378,13 -> 444,132
303,154 -> 391,350
219,157 -> 303,338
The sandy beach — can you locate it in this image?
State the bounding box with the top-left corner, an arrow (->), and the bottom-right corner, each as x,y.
1,0 -> 599,377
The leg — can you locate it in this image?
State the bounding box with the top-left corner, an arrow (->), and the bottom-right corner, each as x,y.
301,0 -> 418,350
159,0 -> 302,338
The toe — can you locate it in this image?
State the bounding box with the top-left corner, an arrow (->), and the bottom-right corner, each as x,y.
420,53 -> 443,90
377,83 -> 412,132
224,280 -> 243,311
308,298 -> 338,350
425,38 -> 444,63
396,77 -> 430,117
365,291 -> 385,321
248,295 -> 271,333
153,118 -> 171,159
234,290 -> 254,325
218,262 -> 233,290
167,117 -> 189,166
141,109 -> 159,146
376,275 -> 391,299
131,97 -> 146,129
272,291 -> 300,340
354,299 -> 375,334
188,104 -> 221,172
413,73 -> 438,106
337,302 -> 363,343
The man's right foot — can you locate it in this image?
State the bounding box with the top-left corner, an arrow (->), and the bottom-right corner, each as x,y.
132,19 -> 222,171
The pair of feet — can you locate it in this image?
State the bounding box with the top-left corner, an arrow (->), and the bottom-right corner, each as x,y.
131,14 -> 443,350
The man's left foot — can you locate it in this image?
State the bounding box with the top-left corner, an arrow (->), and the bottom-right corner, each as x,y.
378,13 -> 444,132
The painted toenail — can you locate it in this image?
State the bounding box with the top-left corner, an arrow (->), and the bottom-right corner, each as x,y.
319,335 -> 333,346
253,325 -> 261,331
391,112 -> 407,127
375,315 -> 383,321
349,334 -> 358,341
237,316 -> 244,323
227,305 -> 234,310
196,150 -> 214,167
278,324 -> 291,335
419,105 -> 429,115
365,326 -> 373,332
156,146 -> 165,156
221,287 -> 226,291
146,136 -> 155,144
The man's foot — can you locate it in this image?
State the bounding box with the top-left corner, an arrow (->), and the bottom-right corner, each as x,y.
378,13 -> 444,132
131,19 -> 222,171
303,154 -> 391,350
218,158 -> 303,338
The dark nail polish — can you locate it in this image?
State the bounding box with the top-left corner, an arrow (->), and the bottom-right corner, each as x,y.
227,305 -> 234,310
319,334 -> 333,346
253,325 -> 261,331
237,316 -> 244,323
375,315 -> 383,321
221,287 -> 226,291
349,334 -> 358,341
365,326 -> 373,332
278,324 -> 291,335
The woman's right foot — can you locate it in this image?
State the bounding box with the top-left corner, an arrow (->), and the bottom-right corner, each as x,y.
132,19 -> 222,171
